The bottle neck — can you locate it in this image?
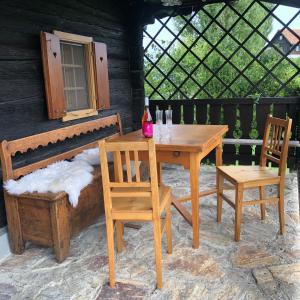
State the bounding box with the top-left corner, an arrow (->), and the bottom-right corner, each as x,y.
142,107 -> 152,122
144,97 -> 149,107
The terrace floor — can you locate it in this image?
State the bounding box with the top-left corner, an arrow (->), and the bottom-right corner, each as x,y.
0,165 -> 299,300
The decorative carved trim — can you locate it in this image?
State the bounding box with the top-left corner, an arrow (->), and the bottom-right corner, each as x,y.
6,115 -> 119,156
0,114 -> 122,180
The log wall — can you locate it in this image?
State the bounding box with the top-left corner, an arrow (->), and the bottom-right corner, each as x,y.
0,0 -> 133,227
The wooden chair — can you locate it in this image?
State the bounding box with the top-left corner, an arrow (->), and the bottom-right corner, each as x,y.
216,115 -> 292,241
98,138 -> 172,289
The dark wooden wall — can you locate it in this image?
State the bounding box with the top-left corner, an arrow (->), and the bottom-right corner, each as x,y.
0,0 -> 134,228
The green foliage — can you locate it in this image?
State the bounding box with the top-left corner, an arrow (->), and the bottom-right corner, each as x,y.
144,0 -> 300,99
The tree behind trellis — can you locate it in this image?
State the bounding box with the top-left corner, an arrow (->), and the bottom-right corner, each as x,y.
144,0 -> 300,99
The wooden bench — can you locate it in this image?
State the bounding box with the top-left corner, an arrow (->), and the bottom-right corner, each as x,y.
0,114 -> 122,262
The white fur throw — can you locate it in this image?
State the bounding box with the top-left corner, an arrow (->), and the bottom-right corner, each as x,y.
73,147 -> 136,176
72,147 -> 113,165
4,147 -> 138,207
4,160 -> 94,207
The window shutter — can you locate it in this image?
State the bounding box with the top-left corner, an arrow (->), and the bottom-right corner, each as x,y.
93,42 -> 110,110
40,31 -> 66,119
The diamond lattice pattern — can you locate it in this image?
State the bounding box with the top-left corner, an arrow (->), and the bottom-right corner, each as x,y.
144,0 -> 300,99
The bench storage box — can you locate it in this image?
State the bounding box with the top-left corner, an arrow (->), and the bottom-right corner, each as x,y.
0,114 -> 122,262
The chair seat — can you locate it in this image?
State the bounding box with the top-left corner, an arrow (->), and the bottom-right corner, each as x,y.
217,165 -> 280,186
111,185 -> 171,212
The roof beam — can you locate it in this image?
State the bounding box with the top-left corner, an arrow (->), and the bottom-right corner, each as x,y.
261,0 -> 300,8
132,0 -> 300,24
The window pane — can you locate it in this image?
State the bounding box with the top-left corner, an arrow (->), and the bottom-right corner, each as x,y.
60,42 -> 90,111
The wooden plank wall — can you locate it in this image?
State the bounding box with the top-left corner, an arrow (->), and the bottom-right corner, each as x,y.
0,0 -> 133,228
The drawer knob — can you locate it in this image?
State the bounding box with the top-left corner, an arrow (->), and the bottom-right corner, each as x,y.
173,151 -> 180,157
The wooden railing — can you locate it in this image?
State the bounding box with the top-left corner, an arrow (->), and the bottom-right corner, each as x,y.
149,97 -> 300,169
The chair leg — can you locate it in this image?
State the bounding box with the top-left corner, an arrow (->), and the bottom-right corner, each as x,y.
157,162 -> 162,186
235,185 -> 243,242
165,202 -> 172,254
278,182 -> 285,235
217,170 -> 224,223
153,218 -> 163,289
259,186 -> 266,220
115,221 -> 124,253
106,217 -> 116,288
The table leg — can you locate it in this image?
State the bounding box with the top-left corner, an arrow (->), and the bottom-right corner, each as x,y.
216,141 -> 223,205
190,152 -> 200,249
216,139 -> 223,166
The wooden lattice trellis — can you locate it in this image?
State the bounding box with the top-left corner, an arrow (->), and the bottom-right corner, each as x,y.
144,0 -> 300,100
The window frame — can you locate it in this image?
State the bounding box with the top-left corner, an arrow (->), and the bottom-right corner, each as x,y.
54,31 -> 98,121
40,30 -> 110,121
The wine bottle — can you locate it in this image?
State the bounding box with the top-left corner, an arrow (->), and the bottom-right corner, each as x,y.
142,97 -> 153,138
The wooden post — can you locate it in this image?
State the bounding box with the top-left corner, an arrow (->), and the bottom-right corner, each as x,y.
298,165 -> 300,215
0,140 -> 13,181
50,199 -> 70,262
4,194 -> 25,254
128,7 -> 145,130
235,185 -> 243,242
190,153 -> 200,249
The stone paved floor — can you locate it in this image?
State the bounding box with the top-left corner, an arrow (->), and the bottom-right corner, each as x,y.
0,165 -> 299,300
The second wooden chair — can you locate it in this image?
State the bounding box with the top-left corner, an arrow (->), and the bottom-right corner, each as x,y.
216,115 -> 292,241
99,138 -> 172,289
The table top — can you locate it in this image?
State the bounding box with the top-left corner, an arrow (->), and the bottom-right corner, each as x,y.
112,124 -> 228,152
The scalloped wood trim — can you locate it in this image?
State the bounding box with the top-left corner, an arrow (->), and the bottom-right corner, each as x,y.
0,114 -> 122,181
7,115 -> 119,156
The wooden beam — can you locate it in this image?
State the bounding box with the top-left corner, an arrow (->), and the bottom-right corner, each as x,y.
177,185 -> 234,203
242,197 -> 279,206
172,198 -> 192,226
221,194 -> 235,209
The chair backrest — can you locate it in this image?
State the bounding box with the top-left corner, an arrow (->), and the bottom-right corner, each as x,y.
99,139 -> 160,216
260,115 -> 292,176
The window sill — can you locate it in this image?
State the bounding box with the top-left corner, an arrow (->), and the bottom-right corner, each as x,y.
62,109 -> 98,122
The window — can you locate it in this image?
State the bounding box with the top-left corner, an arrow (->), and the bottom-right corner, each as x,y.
61,42 -> 90,111
296,45 -> 300,51
40,31 -> 110,121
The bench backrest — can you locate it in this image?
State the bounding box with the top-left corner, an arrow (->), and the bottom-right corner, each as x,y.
0,114 -> 122,181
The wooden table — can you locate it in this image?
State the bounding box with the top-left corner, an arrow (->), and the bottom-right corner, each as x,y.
112,124 -> 228,248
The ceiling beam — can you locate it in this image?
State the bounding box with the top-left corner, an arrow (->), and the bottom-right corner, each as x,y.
261,0 -> 300,8
131,0 -> 300,24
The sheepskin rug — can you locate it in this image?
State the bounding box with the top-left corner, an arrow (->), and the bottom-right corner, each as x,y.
73,147 -> 136,176
4,160 -> 94,207
4,147 -> 137,207
72,147 -> 112,165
